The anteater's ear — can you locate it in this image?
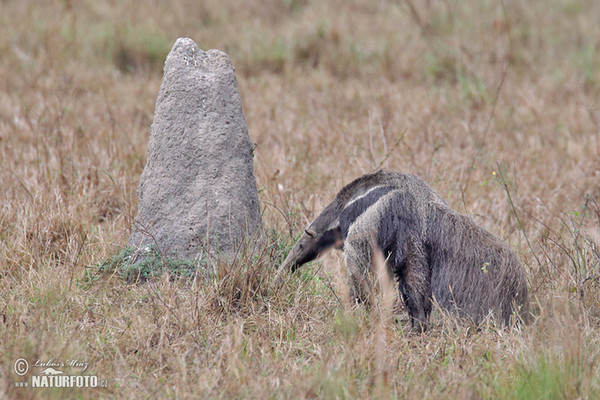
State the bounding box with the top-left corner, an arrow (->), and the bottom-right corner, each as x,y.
317,226 -> 343,250
305,229 -> 316,238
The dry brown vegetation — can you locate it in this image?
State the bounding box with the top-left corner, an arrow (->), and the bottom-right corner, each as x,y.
1,0 -> 600,398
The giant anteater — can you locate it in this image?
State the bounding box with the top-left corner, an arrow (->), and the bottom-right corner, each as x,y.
277,170 -> 528,330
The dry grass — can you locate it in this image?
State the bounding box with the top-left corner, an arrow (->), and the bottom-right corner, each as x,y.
1,0 -> 600,398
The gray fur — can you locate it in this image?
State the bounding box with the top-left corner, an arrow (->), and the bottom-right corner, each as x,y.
278,170 -> 529,330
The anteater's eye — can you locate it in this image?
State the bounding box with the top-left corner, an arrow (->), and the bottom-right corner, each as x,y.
305,230 -> 315,238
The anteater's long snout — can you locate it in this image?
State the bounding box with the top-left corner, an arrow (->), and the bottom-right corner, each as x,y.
279,249 -> 297,273
273,232 -> 317,286
275,227 -> 345,285
273,243 -> 300,287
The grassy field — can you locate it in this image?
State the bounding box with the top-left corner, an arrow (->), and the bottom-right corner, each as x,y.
1,0 -> 600,398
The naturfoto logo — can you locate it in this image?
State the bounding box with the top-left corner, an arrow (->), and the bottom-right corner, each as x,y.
12,357 -> 108,389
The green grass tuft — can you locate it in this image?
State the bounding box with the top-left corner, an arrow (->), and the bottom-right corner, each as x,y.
89,246 -> 210,283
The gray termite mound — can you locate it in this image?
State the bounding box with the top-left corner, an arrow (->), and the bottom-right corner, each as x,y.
278,170 -> 528,330
129,38 -> 262,260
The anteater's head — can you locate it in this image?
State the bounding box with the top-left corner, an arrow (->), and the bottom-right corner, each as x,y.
277,171 -> 411,277
278,178 -> 402,275
279,225 -> 343,273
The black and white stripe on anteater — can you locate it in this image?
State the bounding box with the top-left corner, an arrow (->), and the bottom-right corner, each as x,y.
277,170 -> 529,330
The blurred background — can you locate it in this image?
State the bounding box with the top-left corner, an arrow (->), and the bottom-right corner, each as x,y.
1,0 -> 599,398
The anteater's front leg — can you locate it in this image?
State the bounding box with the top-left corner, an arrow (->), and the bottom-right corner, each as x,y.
345,241 -> 374,308
395,239 -> 432,332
